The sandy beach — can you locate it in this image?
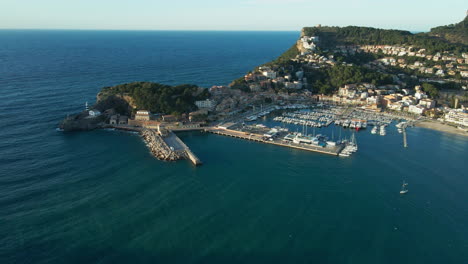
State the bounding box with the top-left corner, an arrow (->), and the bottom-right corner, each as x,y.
416,121 -> 468,137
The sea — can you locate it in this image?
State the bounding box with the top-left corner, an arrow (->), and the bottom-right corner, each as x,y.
0,30 -> 467,264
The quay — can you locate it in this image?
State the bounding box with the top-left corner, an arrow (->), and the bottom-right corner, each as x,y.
205,127 -> 345,156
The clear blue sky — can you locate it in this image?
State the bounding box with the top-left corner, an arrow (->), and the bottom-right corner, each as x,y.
1,0 -> 466,31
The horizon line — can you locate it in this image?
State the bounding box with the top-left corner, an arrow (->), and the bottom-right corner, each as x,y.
0,27 -> 430,33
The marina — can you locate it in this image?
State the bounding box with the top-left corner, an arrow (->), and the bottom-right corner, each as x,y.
204,103 -> 423,158
104,103 -> 418,162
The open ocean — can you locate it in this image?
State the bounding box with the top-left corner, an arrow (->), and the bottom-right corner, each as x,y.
0,30 -> 467,264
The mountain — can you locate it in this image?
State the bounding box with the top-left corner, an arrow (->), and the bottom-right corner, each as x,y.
427,14 -> 468,45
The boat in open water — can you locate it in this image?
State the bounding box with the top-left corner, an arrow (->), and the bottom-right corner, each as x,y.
400,181 -> 409,194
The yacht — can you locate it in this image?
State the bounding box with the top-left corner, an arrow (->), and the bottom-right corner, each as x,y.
400,181 -> 409,194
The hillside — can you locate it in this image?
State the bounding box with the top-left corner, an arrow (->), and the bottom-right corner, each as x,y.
301,23 -> 467,54
427,14 -> 468,45
96,82 -> 210,115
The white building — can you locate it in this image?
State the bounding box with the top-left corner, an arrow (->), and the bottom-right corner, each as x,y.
435,69 -> 445,77
415,91 -> 427,100
366,96 -> 380,105
195,99 -> 216,110
135,110 -> 151,121
419,99 -> 436,109
262,70 -> 277,79
408,105 -> 425,115
445,110 -> 468,127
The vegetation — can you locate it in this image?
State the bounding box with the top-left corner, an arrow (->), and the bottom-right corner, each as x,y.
306,65 -> 394,94
264,44 -> 300,67
95,95 -> 133,115
302,25 -> 468,54
427,15 -> 468,45
333,51 -> 382,65
229,77 -> 250,92
422,83 -> 439,98
98,82 -> 210,115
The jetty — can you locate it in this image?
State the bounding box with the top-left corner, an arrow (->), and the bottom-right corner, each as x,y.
140,128 -> 202,165
205,127 -> 344,156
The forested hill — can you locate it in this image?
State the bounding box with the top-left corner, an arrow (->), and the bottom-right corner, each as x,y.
427,14 -> 468,45
96,82 -> 210,115
302,22 -> 467,54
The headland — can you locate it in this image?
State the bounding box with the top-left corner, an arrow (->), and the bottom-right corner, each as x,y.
60,14 -> 468,165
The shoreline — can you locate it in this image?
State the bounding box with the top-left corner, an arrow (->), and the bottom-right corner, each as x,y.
415,120 -> 468,137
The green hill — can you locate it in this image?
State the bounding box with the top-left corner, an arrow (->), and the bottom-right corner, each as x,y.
302,23 -> 467,54
96,82 -> 210,115
427,15 -> 468,45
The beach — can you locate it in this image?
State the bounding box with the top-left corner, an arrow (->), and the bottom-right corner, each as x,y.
416,120 -> 468,137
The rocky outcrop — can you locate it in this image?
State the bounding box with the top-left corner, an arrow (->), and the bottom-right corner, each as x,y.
59,114 -> 105,131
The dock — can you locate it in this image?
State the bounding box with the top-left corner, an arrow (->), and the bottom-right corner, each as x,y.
206,127 -> 344,156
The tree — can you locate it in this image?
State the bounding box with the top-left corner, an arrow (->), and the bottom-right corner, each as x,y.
422,83 -> 439,98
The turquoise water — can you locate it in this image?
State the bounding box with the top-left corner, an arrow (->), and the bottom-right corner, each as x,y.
0,30 -> 467,264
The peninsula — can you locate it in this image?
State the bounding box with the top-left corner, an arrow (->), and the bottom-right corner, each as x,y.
60,13 -> 468,164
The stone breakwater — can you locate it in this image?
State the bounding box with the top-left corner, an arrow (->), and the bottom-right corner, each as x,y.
141,129 -> 181,161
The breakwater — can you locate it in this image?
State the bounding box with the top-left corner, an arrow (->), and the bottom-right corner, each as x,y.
140,128 -> 202,165
141,129 -> 181,161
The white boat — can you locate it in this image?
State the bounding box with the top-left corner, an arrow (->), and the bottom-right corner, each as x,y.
371,126 -> 378,134
400,181 -> 409,194
379,125 -> 386,136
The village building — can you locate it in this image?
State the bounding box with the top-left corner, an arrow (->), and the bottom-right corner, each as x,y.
195,99 -> 216,110
109,115 -> 118,124
445,110 -> 468,127
118,116 -> 128,124
135,110 -> 151,121
408,105 -> 426,115
419,99 -> 436,109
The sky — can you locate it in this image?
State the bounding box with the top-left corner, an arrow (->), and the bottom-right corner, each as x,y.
0,0 -> 467,31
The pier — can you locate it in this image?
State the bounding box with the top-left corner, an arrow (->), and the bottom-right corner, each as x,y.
164,131 -> 202,165
206,127 -> 344,156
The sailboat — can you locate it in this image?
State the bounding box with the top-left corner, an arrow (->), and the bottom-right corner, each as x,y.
400,181 -> 409,194
349,133 -> 358,152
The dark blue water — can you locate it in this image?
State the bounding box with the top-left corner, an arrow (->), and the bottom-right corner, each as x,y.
0,30 -> 467,264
